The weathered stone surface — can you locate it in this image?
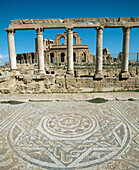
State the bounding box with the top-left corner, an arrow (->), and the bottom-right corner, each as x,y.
0,73 -> 138,93
135,78 -> 139,88
9,17 -> 139,29
120,72 -> 130,79
0,88 -> 10,94
65,75 -> 76,88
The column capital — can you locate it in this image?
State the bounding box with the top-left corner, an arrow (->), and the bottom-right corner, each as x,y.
66,27 -> 73,33
36,27 -> 44,35
5,28 -> 15,34
95,26 -> 104,31
122,26 -> 131,33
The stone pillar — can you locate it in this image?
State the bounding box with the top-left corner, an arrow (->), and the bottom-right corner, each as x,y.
36,27 -> 45,74
120,27 -> 131,78
77,51 -> 80,64
66,27 -> 74,75
137,53 -> 139,63
95,27 -> 104,79
7,29 -> 17,73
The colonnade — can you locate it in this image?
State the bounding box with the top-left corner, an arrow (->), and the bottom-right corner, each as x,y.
6,26 -> 131,78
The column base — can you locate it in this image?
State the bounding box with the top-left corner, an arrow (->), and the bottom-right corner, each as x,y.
39,70 -> 45,74
94,73 -> 103,79
67,70 -> 74,76
11,69 -> 18,75
120,72 -> 130,79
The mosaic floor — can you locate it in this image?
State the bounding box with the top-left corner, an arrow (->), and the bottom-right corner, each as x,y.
0,101 -> 139,169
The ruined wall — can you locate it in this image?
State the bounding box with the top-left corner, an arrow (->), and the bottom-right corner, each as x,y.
0,72 -> 139,94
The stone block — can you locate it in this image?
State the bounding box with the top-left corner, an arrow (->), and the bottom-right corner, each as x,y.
56,76 -> 65,84
135,78 -> 139,88
55,76 -> 65,88
39,83 -> 44,92
50,84 -> 59,89
120,72 -> 130,79
23,75 -> 32,84
130,72 -> 136,77
79,78 -> 92,88
82,88 -> 94,92
113,87 -> 123,91
94,73 -> 104,79
7,78 -> 15,88
27,83 -> 36,89
65,76 -> 76,88
0,88 -> 10,94
102,87 -> 114,91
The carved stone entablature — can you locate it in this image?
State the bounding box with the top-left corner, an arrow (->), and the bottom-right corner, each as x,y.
11,19 -> 64,25
64,17 -> 139,24
5,17 -> 139,31
10,17 -> 139,26
119,17 -> 139,22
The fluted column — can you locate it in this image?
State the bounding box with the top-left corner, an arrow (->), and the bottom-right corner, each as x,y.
36,27 -> 45,74
95,27 -> 104,79
6,29 -> 17,73
66,27 -> 74,75
120,27 -> 131,78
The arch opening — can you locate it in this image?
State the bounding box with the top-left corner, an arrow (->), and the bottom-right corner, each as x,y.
24,54 -> 27,64
82,53 -> 86,62
32,53 -> 34,64
50,53 -> 54,63
73,52 -> 76,62
73,37 -> 76,45
60,37 -> 65,45
61,52 -> 65,63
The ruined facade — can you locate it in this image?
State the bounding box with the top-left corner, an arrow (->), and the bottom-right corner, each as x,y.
102,48 -> 119,64
16,32 -> 93,65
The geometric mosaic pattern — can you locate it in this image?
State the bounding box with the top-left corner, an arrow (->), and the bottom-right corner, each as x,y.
0,101 -> 139,169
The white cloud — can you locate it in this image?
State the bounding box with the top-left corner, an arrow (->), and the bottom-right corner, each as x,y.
0,54 -> 9,66
0,54 -> 8,59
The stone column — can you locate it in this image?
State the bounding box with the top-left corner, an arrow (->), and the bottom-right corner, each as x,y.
95,27 -> 104,79
6,29 -> 17,73
66,27 -> 74,75
87,52 -> 89,63
77,51 -> 80,64
36,27 -> 45,74
137,53 -> 139,63
120,27 -> 131,78
55,52 -> 58,64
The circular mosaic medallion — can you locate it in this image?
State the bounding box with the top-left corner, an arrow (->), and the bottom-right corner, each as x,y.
40,113 -> 96,140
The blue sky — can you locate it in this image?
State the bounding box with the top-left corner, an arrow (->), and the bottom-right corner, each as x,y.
0,0 -> 139,64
